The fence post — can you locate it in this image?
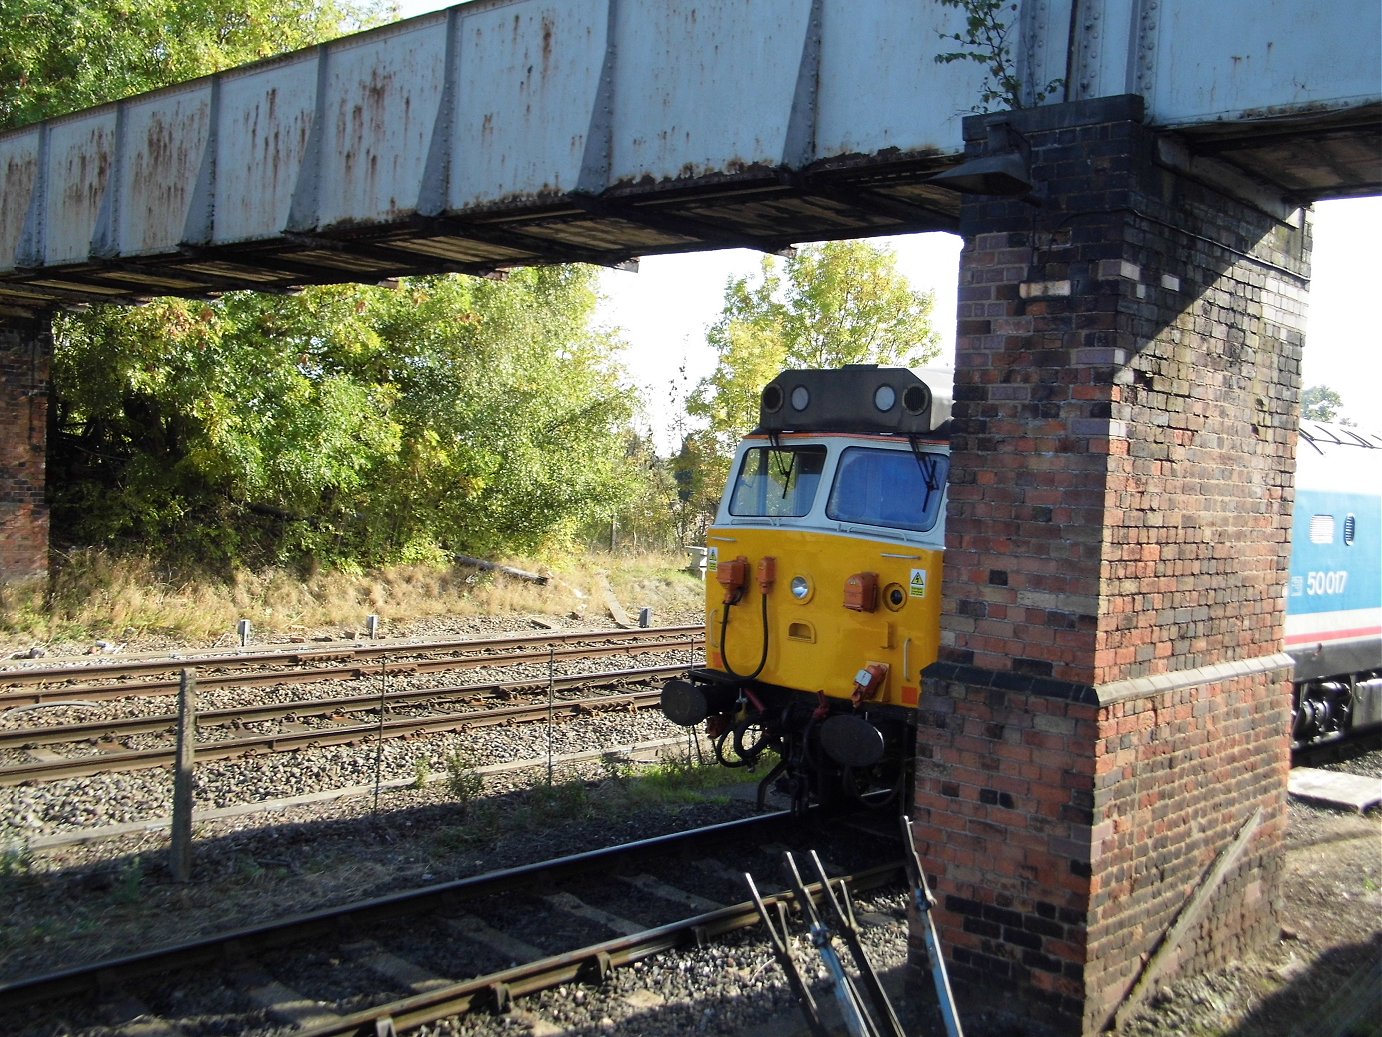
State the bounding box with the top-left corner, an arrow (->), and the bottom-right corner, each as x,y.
171,668 -> 197,882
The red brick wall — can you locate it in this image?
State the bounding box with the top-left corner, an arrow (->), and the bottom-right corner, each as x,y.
0,318 -> 51,582
914,96 -> 1305,1036
916,662 -> 1292,1034
1084,668 -> 1291,1029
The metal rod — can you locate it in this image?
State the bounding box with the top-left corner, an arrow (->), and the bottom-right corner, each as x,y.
373,656 -> 388,813
170,668 -> 197,882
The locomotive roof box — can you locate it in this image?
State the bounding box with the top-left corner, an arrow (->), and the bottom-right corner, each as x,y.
756,366 -> 952,437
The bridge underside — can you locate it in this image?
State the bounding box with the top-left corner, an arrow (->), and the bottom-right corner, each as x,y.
4,105 -> 1379,317
0,162 -> 963,316
1170,105 -> 1382,204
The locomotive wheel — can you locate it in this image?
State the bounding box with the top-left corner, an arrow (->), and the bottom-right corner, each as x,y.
842,760 -> 907,807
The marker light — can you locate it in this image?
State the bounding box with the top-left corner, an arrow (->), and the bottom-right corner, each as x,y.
790,575 -> 812,601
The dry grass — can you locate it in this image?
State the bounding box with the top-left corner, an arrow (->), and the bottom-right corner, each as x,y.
0,547 -> 707,654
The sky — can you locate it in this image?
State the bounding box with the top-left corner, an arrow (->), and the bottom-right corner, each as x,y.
391,0 -> 1380,448
599,200 -> 1381,450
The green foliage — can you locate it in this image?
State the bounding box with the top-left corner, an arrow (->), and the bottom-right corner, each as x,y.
0,840 -> 36,885
639,747 -> 750,795
578,430 -> 684,552
1301,385 -> 1352,424
411,757 -> 432,790
521,779 -> 593,823
443,748 -> 484,811
0,0 -> 389,131
111,857 -> 145,906
934,0 -> 1063,112
49,270 -> 639,569
685,240 -> 941,505
598,751 -> 634,784
671,429 -> 730,545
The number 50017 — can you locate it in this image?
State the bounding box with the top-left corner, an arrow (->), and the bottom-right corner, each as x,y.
1306,570 -> 1348,595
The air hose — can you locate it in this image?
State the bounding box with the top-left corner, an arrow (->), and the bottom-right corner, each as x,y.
718,589 -> 770,682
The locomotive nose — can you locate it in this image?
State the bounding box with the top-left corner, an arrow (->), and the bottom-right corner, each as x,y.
661,678 -> 710,726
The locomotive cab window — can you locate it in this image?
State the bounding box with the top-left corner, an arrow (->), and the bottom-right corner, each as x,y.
727,445 -> 827,518
826,446 -> 949,532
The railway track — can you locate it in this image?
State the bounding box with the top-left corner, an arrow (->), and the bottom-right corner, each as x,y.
0,625 -> 703,704
5,812 -> 908,1037
0,626 -> 704,785
0,669 -> 682,786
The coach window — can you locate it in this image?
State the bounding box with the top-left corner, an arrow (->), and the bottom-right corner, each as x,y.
728,445 -> 827,518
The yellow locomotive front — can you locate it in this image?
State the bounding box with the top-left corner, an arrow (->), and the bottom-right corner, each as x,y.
661,367 -> 950,811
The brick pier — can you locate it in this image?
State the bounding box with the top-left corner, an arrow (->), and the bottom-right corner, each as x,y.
913,96 -> 1304,1035
0,316 -> 51,582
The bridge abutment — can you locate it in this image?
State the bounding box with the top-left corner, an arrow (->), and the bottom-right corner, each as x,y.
914,96 -> 1306,1036
0,316 -> 51,583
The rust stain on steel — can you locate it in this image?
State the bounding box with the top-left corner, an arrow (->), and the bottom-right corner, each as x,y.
0,153 -> 36,258
58,124 -> 113,243
541,13 -> 555,76
135,114 -> 191,249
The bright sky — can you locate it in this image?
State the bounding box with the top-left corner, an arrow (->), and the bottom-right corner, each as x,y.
392,0 -> 1380,448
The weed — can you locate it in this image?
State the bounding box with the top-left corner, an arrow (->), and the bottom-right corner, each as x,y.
934,0 -> 1063,112
0,840 -> 35,885
598,751 -> 633,785
412,757 -> 432,789
522,779 -> 593,824
443,748 -> 484,812
112,857 -> 145,906
653,745 -> 770,791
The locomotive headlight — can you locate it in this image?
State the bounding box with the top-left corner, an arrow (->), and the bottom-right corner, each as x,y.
790,575 -> 813,602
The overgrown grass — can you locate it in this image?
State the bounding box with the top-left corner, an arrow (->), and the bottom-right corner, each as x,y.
0,840 -> 35,887
0,547 -> 706,651
427,744 -> 756,856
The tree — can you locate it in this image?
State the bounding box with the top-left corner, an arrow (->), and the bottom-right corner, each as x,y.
688,240 -> 942,447
361,268 -> 638,561
50,268 -> 640,568
670,429 -> 729,546
1301,385 -> 1351,424
9,0 -> 393,570
578,430 -> 684,554
0,0 -> 389,131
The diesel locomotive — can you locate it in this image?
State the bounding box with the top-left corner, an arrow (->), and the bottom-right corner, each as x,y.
660,366 -> 1382,811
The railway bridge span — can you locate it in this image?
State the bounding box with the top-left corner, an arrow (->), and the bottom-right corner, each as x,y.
1,2 -> 1379,1034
